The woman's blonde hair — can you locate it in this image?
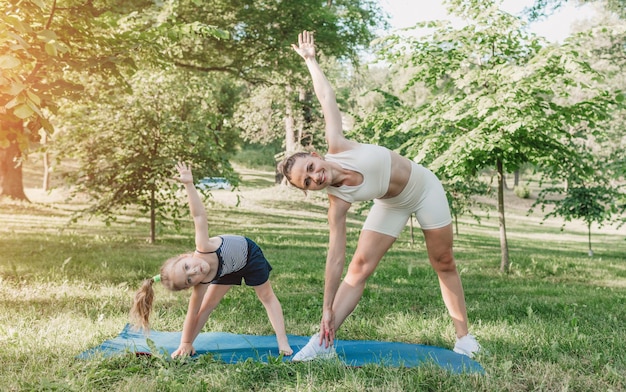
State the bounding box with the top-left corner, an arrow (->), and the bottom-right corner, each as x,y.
129,253 -> 191,331
277,152 -> 311,188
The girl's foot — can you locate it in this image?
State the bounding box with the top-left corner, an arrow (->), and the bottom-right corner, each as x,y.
278,338 -> 293,356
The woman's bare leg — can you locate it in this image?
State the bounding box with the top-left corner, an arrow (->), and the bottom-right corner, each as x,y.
331,230 -> 396,330
422,224 -> 469,338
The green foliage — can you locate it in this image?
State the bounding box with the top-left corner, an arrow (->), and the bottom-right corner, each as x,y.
372,0 -> 624,270
526,0 -> 626,20
540,185 -> 617,226
58,69 -> 241,239
229,0 -> 387,149
376,0 -> 620,183
533,180 -> 625,252
0,0 -> 151,151
347,88 -> 411,150
445,176 -> 491,231
514,184 -> 531,199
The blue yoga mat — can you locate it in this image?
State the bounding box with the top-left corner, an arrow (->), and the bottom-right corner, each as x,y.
79,324 -> 484,374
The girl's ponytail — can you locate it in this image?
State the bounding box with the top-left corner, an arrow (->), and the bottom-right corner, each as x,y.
129,276 -> 159,331
128,255 -> 184,331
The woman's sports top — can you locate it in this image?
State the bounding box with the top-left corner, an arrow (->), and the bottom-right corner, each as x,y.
325,143 -> 391,203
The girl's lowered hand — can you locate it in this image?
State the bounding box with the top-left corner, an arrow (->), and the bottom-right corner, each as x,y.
171,342 -> 196,358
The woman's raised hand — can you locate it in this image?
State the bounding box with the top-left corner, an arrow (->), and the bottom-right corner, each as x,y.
291,30 -> 316,60
175,161 -> 193,185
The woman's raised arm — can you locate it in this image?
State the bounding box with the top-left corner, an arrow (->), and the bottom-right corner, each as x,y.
292,30 -> 352,153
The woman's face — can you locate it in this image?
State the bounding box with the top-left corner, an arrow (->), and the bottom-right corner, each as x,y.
289,153 -> 330,191
170,255 -> 210,289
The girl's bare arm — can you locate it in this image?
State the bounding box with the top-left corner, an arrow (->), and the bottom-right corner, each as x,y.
175,162 -> 211,252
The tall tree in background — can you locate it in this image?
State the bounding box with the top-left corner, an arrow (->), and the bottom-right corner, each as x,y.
376,0 -> 620,272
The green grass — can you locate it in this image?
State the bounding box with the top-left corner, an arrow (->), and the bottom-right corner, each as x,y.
1,166 -> 625,391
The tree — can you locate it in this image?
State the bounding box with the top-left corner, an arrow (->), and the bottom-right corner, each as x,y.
535,181 -> 622,256
531,7 -> 626,245
59,69 -> 241,243
376,0 -> 620,272
191,0 -> 387,153
444,177 -> 491,236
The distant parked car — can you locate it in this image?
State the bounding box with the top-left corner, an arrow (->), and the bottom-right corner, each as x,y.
196,177 -> 232,190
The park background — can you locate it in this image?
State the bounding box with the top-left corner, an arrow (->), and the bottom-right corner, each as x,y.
1,0 -> 625,390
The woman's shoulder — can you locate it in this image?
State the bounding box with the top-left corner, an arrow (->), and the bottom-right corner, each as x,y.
327,140 -> 362,155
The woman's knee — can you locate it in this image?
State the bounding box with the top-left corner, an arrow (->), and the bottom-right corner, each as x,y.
346,255 -> 378,283
429,249 -> 456,273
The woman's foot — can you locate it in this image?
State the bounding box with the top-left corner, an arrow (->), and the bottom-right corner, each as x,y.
292,333 -> 336,361
453,333 -> 480,358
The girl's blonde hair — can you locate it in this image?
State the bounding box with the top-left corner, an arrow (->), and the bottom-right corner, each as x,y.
129,253 -> 192,331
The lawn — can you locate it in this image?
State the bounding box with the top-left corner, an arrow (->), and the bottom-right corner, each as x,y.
0,164 -> 624,391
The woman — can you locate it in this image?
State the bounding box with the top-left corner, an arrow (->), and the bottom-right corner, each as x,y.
280,31 -> 479,361
130,162 -> 293,357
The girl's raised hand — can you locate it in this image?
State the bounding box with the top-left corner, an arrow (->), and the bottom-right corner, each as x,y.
175,162 -> 194,185
291,30 -> 316,60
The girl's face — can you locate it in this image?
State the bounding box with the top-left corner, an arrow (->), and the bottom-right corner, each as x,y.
290,153 -> 329,191
172,255 -> 210,289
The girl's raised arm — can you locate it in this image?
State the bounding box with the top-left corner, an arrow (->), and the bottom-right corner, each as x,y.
175,162 -> 211,252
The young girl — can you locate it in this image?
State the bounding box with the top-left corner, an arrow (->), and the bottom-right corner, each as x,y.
130,162 -> 293,357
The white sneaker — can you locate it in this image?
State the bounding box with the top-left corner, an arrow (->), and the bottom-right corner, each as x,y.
453,333 -> 480,358
292,333 -> 337,362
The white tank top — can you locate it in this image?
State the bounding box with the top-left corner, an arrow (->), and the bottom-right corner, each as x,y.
325,143 -> 391,203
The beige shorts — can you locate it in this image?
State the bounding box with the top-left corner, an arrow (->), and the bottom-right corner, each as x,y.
362,162 -> 452,238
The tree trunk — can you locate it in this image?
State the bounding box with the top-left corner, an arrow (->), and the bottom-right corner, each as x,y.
284,85 -> 296,154
497,159 -> 510,272
587,222 -> 593,257
0,139 -> 29,202
277,85 -> 303,185
514,170 -> 520,187
278,100 -> 296,185
150,188 -> 156,244
42,133 -> 50,191
298,86 -> 306,144
42,150 -> 50,191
